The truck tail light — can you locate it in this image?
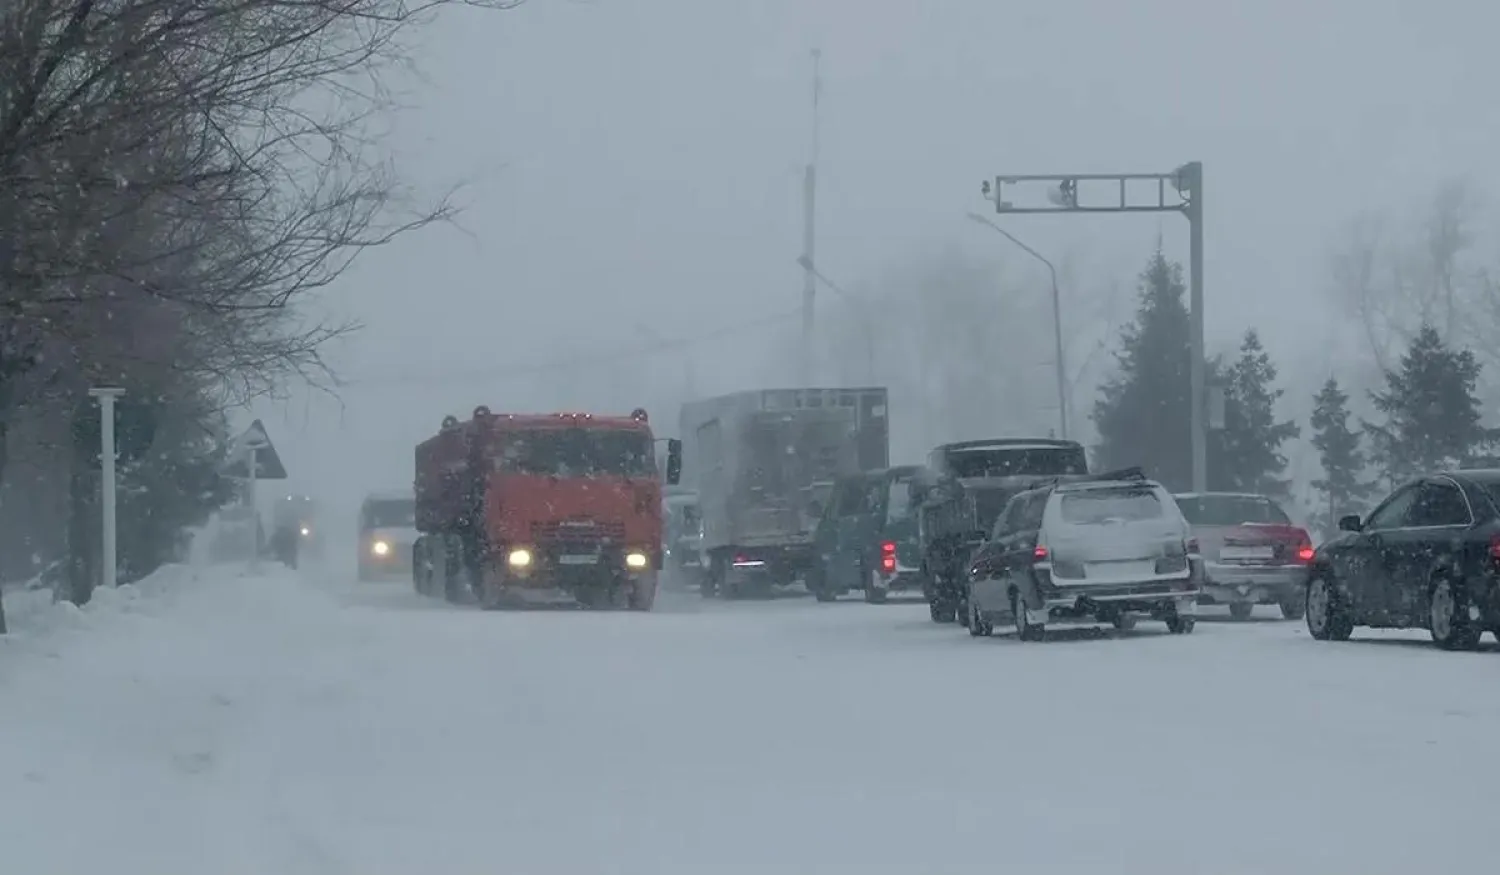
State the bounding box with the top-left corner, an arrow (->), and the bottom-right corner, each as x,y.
880,541 -> 896,574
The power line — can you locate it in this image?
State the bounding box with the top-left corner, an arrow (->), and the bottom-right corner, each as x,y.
341,306 -> 803,388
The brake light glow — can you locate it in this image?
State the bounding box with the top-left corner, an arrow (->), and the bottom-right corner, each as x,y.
1033,544 -> 1049,561
880,541 -> 897,573
1296,545 -> 1315,562
1489,534 -> 1500,561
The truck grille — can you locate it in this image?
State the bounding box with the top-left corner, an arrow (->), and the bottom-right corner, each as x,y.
531,520 -> 626,545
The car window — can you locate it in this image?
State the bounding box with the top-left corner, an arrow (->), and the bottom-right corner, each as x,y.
1058,486 -> 1163,525
1405,481 -> 1471,527
1176,494 -> 1290,526
885,477 -> 915,525
1364,485 -> 1417,530
1018,491 -> 1049,531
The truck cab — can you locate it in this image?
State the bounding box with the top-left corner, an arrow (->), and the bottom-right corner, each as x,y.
358,492 -> 417,581
809,466 -> 924,603
413,407 -> 682,610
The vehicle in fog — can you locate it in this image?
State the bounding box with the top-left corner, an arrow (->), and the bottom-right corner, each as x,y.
913,438 -> 1088,623
1175,491 -> 1312,620
1306,471 -> 1500,650
679,387 -> 888,598
662,487 -> 705,588
269,494 -> 321,568
358,491 -> 417,581
966,469 -> 1200,639
411,406 -> 682,610
808,465 -> 924,603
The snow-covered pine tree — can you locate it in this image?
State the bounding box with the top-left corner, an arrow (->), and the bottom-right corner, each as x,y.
1365,324 -> 1495,484
1093,248 -> 1193,489
1308,377 -> 1373,536
1213,329 -> 1299,495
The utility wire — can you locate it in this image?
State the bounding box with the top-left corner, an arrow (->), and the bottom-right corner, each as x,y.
342,306 -> 804,388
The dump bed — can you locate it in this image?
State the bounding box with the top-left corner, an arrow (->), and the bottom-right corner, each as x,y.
680,388 -> 889,553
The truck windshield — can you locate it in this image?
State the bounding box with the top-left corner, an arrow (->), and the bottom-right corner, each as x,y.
363,499 -> 415,529
498,428 -> 654,477
946,446 -> 1086,478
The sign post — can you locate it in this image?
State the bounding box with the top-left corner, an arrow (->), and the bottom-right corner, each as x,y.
88,387 -> 126,590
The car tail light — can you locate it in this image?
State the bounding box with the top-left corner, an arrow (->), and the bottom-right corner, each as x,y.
1033,544 -> 1049,561
880,541 -> 897,574
1489,534 -> 1500,561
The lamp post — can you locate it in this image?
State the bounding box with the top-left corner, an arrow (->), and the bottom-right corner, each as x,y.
88,387 -> 125,589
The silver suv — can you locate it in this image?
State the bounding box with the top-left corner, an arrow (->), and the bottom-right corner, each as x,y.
965,470 -> 1202,640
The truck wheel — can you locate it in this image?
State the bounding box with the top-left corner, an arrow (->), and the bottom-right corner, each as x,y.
1229,602 -> 1254,621
629,575 -> 657,611
807,562 -> 836,602
442,535 -> 465,604
1278,594 -> 1305,620
928,599 -> 956,623
863,566 -> 887,604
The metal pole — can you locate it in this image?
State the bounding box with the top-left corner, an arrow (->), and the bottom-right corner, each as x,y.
966,213 -> 1068,438
1186,163 -> 1206,492
88,388 -> 124,589
800,49 -> 821,388
1046,263 -> 1068,440
246,441 -> 259,571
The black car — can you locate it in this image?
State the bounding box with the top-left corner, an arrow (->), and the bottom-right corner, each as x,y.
1306,470 -> 1500,650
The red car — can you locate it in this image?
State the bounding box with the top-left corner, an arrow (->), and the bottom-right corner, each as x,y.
1173,492 -> 1314,620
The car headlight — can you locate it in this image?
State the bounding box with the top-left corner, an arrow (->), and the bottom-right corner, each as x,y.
625,551 -> 649,570
508,548 -> 533,568
371,540 -> 390,556
300,526 -> 311,537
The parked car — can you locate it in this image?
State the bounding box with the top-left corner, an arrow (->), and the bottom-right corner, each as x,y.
1305,471 -> 1500,650
807,466 -> 924,603
965,469 -> 1201,640
1174,491 -> 1314,620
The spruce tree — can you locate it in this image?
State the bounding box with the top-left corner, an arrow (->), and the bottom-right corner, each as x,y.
1366,324 -> 1494,483
1309,377 -> 1372,536
1093,248 -> 1192,490
1213,330 -> 1299,495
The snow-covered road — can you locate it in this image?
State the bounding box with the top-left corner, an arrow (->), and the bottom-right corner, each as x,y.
3,564 -> 1497,874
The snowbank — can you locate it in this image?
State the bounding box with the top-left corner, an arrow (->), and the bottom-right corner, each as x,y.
0,563 -> 199,647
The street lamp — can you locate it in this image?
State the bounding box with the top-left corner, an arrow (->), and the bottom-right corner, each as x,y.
965,213 -> 1068,440
796,256 -> 876,382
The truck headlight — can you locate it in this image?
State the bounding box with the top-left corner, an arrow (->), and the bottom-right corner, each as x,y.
625,551 -> 649,570
508,548 -> 533,568
371,540 -> 390,556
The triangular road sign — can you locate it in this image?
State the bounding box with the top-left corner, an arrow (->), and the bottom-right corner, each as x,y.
221,419 -> 287,479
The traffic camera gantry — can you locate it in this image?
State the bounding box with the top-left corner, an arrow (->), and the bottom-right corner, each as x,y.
978,164 -> 1208,492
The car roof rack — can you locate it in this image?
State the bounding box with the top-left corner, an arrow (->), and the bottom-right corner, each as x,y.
1018,465 -> 1148,492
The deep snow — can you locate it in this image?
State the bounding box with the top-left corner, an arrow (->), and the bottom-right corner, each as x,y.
3,563 -> 1497,874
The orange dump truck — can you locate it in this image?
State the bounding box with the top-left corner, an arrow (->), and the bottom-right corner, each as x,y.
412,406 -> 682,610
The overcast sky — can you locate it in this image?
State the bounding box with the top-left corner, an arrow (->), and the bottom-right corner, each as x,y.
247,0 -> 1500,510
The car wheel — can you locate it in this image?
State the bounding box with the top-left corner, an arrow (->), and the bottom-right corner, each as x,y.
1228,602 -> 1254,621
1428,577 -> 1481,651
1279,594 -> 1306,621
929,599 -> 956,623
1165,612 -> 1195,634
1112,611 -> 1137,632
968,597 -> 993,637
1305,575 -> 1353,641
863,567 -> 888,604
1012,590 -> 1044,642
